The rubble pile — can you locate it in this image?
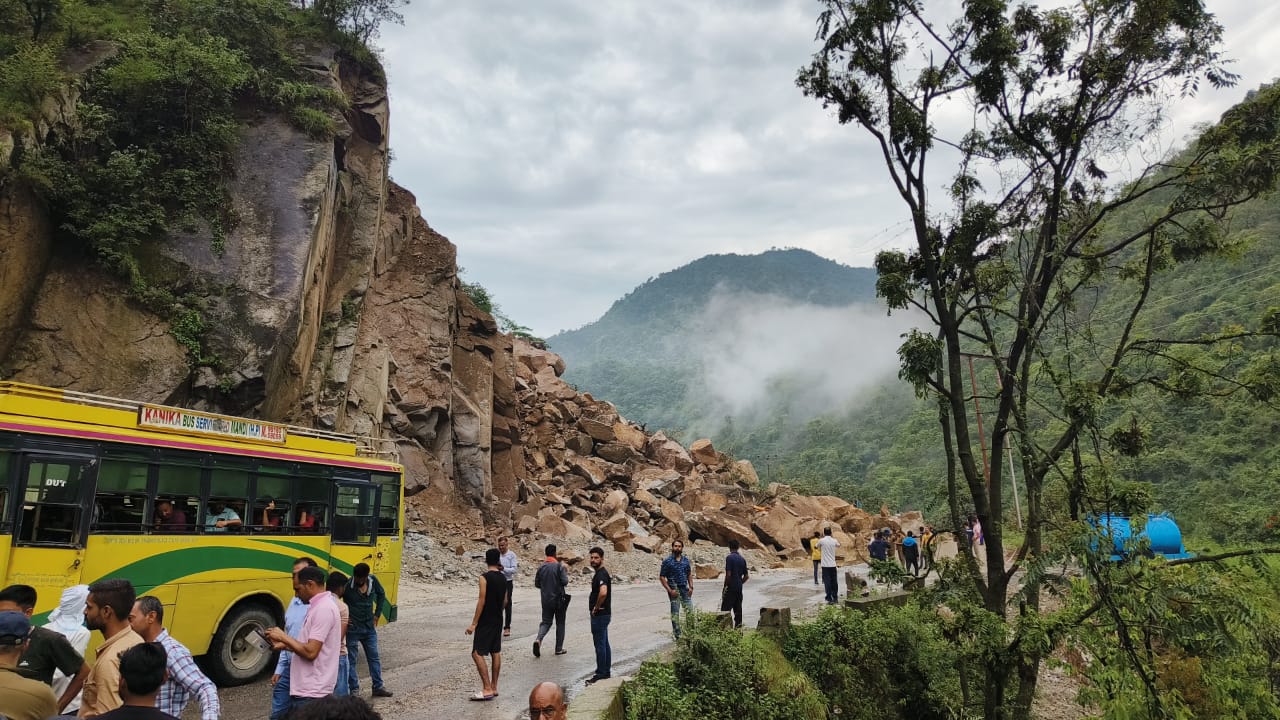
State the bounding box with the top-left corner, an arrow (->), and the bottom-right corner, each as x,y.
488,340 -> 928,566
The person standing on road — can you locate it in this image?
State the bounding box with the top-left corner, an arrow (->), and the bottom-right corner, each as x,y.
528,682 -> 568,720
920,525 -> 935,570
127,596 -> 219,720
265,566 -> 341,718
270,557 -> 318,720
720,539 -> 749,628
0,611 -> 58,720
902,531 -> 921,576
345,563 -> 392,698
868,530 -> 890,562
809,532 -> 821,585
585,547 -> 611,684
532,545 -> 569,658
659,539 -> 694,637
80,579 -> 145,717
94,642 -> 174,720
325,573 -> 350,697
44,584 -> 91,715
464,549 -> 507,702
498,537 -> 518,638
0,584 -> 88,714
816,527 -> 840,605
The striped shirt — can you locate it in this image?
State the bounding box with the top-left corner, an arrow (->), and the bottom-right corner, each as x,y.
155,629 -> 220,720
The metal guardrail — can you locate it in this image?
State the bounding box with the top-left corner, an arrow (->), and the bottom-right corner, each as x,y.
0,382 -> 401,462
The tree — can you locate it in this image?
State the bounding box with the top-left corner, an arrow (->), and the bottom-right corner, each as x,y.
20,0 -> 60,40
798,1 -> 1280,718
313,0 -> 406,43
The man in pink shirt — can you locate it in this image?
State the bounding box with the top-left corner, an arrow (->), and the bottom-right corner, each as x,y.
266,566 -> 340,715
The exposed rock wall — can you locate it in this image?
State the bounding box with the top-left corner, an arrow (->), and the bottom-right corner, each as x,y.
0,184 -> 52,362
0,45 -> 915,549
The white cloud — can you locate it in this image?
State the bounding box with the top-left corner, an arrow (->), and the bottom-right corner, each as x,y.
379,0 -> 1280,337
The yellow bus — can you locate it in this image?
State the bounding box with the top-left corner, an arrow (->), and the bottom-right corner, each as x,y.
0,382 -> 403,685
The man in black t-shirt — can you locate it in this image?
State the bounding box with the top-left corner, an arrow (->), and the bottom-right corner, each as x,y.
464,548 -> 508,702
585,546 -> 612,685
0,585 -> 87,713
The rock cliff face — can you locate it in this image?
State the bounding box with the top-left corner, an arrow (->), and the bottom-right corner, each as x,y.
0,47 -> 924,552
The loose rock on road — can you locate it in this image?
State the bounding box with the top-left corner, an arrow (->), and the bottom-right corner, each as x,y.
204,568 -> 827,719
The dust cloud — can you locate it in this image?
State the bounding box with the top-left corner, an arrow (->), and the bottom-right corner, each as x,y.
675,287 -> 922,434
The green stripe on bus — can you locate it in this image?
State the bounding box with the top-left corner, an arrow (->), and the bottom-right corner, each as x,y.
28,545 -> 299,624
103,546 -> 299,592
251,539 -> 355,574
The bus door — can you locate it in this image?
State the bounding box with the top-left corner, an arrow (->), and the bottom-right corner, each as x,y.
8,453 -> 92,614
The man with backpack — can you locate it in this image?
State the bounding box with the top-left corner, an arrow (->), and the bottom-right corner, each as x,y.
532,545 -> 569,658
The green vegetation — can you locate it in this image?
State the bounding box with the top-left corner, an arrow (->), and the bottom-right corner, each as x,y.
461,274 -> 546,346
795,0 -> 1280,717
548,248 -> 879,429
624,555 -> 1280,719
0,0 -> 404,362
622,613 -> 827,720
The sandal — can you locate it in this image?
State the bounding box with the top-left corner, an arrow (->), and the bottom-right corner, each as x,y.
470,692 -> 496,702
503,627 -> 511,637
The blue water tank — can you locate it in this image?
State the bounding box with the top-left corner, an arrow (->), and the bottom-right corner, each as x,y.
1144,514 -> 1192,559
1092,513 -> 1192,560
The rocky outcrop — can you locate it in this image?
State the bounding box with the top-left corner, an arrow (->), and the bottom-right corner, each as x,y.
0,43 -> 927,555
0,41 -> 118,369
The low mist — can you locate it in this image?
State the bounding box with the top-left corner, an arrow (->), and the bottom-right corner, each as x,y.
675,286 -> 922,435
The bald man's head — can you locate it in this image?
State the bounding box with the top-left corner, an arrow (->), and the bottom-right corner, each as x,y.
528,681 -> 567,720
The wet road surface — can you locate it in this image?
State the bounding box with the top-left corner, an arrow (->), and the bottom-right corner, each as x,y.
202,568 -> 826,720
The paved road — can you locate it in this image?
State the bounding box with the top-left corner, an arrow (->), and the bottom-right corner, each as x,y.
203,568 -> 825,720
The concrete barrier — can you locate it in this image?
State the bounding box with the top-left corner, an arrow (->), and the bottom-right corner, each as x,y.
756,606 -> 791,640
845,589 -> 912,612
567,676 -> 627,720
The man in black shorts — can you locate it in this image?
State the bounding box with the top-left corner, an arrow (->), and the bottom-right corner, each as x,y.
464,548 -> 508,702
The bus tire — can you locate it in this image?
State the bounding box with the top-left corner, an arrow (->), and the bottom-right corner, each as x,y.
205,602 -> 279,687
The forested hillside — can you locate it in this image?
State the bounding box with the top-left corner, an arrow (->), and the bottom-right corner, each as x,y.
548,248 -> 884,431
732,138 -> 1280,544
552,120 -> 1280,546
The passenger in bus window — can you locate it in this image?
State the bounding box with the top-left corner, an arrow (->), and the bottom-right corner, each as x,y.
259,498 -> 282,529
153,501 -> 187,532
204,502 -> 242,533
297,506 -> 317,531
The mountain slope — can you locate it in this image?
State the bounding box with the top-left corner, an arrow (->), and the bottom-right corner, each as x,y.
547,248 -> 888,432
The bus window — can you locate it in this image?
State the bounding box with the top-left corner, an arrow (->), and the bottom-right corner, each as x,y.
294,475 -> 329,534
252,463 -> 292,531
333,484 -> 374,545
373,473 -> 400,536
95,456 -> 150,534
206,469 -> 248,533
18,458 -> 90,546
0,451 -> 11,528
155,465 -> 200,533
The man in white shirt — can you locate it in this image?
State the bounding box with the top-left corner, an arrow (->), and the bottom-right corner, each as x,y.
816,527 -> 840,604
498,537 -> 518,638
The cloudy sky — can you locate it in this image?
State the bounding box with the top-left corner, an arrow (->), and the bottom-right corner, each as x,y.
379,1 -> 1280,338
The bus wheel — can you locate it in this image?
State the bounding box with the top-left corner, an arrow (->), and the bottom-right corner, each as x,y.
206,603 -> 278,686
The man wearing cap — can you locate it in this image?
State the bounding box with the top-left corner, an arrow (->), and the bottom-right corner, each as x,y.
0,584 -> 88,712
0,610 -> 59,720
